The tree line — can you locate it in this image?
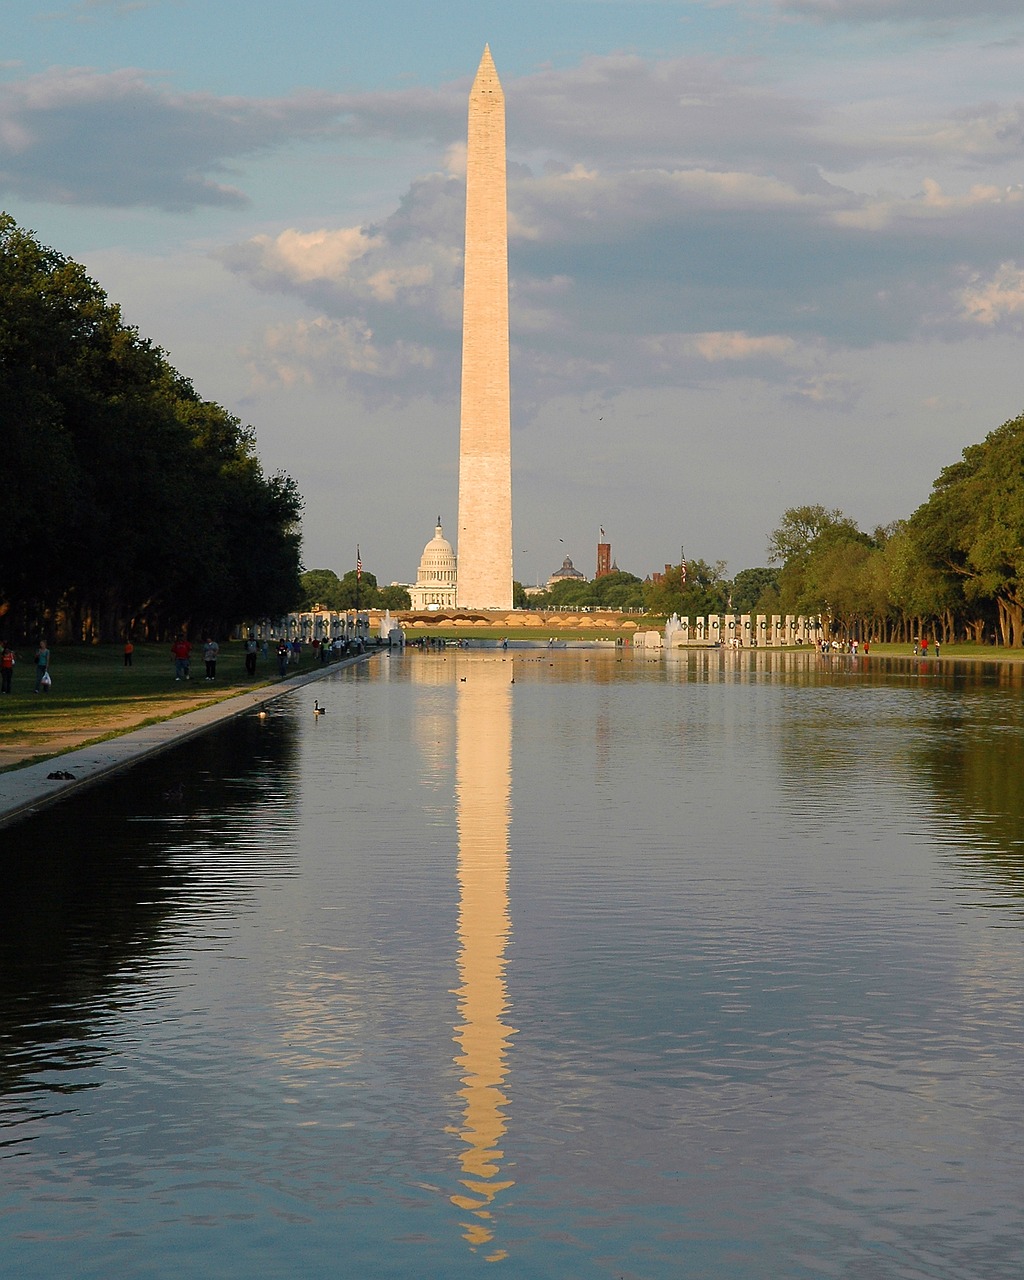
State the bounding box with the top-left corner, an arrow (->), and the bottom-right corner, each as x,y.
649,411 -> 1024,646
756,416 -> 1024,647
517,563 -> 778,617
298,568 -> 411,612
1,214 -> 303,644
510,408 -> 1024,646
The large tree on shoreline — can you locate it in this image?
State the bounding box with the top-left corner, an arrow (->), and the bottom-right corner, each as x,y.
907,413 -> 1024,647
0,214 -> 303,642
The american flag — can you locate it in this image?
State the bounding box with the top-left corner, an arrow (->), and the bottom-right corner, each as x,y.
356,547 -> 362,581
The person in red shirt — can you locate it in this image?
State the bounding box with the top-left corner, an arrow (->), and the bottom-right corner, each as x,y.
1,644 -> 14,694
171,637 -> 192,681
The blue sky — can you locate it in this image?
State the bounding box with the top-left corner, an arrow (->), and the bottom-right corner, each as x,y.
4,0 -> 1023,585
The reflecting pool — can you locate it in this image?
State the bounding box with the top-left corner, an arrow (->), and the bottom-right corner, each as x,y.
3,649 -> 1024,1278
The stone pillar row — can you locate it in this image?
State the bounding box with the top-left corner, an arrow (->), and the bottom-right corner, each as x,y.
657,614 -> 821,647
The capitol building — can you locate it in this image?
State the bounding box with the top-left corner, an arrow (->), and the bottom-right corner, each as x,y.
407,521 -> 458,611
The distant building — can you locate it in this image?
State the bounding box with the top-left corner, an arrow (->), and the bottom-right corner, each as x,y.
408,521 -> 458,611
596,532 -> 612,579
651,563 -> 683,587
548,556 -> 586,588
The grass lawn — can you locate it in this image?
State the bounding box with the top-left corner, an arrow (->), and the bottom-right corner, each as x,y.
0,643 -> 304,771
842,642 -> 1024,659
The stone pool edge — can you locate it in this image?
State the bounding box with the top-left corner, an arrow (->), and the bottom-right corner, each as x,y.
0,652 -> 376,832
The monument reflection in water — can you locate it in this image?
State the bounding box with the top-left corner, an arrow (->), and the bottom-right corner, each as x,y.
448,657 -> 515,1256
5,649 -> 1024,1277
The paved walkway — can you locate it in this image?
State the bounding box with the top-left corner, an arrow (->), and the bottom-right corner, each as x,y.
0,653 -> 373,831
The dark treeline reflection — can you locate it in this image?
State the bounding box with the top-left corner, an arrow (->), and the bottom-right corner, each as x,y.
0,713 -> 300,1124
762,653 -> 1024,885
909,694 -> 1024,883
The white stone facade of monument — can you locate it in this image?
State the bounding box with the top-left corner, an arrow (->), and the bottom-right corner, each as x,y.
456,46 -> 513,610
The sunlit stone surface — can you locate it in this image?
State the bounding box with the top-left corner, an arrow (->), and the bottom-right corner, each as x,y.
456,46 -> 513,611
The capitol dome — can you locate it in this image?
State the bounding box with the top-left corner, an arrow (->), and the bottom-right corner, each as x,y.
408,521 -> 458,611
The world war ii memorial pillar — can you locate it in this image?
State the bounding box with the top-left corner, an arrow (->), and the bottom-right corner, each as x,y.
456,46 -> 513,611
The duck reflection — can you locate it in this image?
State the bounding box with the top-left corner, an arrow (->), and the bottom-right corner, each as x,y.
450,656 -> 516,1259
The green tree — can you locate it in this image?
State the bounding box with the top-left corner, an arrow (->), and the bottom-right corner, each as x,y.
592,570 -> 644,610
528,570 -> 644,611
528,576 -> 589,609
768,505 -> 874,616
767,505 -> 863,566
881,521 -> 966,643
299,566 -> 411,613
908,413 -> 1024,645
730,567 -> 780,613
336,569 -> 379,609
643,559 -> 728,617
0,213 -> 303,641
379,584 -> 412,610
300,569 -> 345,611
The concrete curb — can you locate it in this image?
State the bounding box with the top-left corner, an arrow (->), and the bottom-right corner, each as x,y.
0,652 -> 376,832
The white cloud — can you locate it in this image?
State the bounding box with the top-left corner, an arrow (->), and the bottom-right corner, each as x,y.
249,227 -> 382,282
694,332 -> 799,362
249,316 -> 437,390
217,124 -> 1024,410
9,47 -> 1019,445
642,331 -> 801,368
831,178 -> 1024,228
785,371 -> 862,408
220,176 -> 464,330
960,262 -> 1024,328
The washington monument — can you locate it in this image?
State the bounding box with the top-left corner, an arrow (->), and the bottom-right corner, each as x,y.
456,46 -> 513,611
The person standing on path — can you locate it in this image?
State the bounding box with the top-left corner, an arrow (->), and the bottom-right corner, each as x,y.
244,637 -> 258,676
1,644 -> 15,693
203,638 -> 219,680
34,640 -> 50,692
171,636 -> 191,681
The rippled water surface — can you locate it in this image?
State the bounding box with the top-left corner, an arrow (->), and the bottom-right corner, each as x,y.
3,649 -> 1024,1278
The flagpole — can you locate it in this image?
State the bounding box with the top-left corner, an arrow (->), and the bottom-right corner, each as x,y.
356,545 -> 362,613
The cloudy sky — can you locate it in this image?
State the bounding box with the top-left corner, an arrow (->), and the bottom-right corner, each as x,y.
4,0 -> 1023,585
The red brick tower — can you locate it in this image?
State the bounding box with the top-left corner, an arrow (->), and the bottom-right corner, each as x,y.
596,529 -> 612,579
